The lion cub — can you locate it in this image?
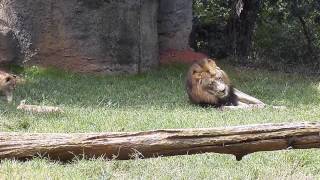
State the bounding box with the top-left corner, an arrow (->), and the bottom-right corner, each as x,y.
0,71 -> 17,103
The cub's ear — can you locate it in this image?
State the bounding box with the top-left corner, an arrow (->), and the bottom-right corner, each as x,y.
5,76 -> 12,83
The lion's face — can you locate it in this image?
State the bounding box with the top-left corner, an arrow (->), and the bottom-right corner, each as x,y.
201,69 -> 230,98
186,58 -> 232,105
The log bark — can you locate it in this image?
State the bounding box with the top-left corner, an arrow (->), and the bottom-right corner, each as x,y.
0,122 -> 319,161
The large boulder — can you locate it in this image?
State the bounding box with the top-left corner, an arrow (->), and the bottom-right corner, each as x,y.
0,0 -> 159,74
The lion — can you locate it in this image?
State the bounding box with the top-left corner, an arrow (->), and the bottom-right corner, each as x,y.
0,71 -> 18,103
186,58 -> 268,110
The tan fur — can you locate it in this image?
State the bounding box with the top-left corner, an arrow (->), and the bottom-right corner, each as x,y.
0,71 -> 17,103
186,58 -> 285,110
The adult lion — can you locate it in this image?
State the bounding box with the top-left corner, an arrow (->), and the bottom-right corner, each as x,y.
186,58 -> 267,110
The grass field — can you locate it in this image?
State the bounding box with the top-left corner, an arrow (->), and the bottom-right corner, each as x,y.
0,63 -> 320,179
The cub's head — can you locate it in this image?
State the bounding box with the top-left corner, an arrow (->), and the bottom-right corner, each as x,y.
0,72 -> 16,90
0,71 -> 18,103
186,58 -> 235,106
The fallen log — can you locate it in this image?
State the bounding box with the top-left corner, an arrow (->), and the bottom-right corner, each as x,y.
0,122 -> 319,161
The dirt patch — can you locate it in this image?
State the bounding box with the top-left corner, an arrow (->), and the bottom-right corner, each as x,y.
160,49 -> 208,65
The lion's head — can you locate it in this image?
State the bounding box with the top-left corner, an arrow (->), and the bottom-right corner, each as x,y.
186,58 -> 237,107
0,72 -> 16,91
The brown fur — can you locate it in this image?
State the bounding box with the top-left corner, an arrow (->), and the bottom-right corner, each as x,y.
185,58 -> 286,110
186,58 -> 238,107
0,71 -> 17,103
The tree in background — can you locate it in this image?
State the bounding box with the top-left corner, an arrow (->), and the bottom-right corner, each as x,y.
191,0 -> 320,71
254,0 -> 320,70
191,0 -> 230,57
226,0 -> 261,64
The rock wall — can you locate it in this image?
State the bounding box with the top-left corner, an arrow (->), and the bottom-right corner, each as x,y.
0,0 -> 159,74
0,27 -> 21,65
0,0 -> 193,73
158,0 -> 193,51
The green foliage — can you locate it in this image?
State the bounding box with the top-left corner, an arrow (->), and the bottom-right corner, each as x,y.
192,0 -> 232,58
192,0 -> 320,69
1,65 -> 320,178
253,0 -> 320,68
193,0 -> 229,25
254,19 -> 309,65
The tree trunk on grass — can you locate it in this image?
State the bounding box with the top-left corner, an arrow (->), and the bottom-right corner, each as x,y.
0,122 -> 319,161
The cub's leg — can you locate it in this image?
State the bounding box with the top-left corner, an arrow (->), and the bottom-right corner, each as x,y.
4,90 -> 13,103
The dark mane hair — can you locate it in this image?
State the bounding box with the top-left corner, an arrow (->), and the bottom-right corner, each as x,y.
215,85 -> 238,107
196,86 -> 238,108
186,58 -> 238,108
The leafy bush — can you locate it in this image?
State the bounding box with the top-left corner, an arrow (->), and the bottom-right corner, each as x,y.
192,0 -> 320,70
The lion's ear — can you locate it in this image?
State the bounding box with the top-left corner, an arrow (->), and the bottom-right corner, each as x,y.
219,69 -> 231,84
191,64 -> 202,74
192,72 -> 202,80
205,59 -> 217,75
208,58 -> 217,65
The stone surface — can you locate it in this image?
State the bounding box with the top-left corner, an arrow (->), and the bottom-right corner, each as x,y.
0,0 -> 194,73
0,27 -> 21,65
158,0 -> 193,51
0,0 -> 159,74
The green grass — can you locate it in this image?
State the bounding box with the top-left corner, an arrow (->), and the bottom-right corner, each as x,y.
0,63 -> 320,179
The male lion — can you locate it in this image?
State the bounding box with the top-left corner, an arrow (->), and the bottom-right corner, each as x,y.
186,58 -> 267,110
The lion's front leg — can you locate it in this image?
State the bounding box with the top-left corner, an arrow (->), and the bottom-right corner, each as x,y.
233,88 -> 286,110
233,88 -> 265,105
221,88 -> 266,110
221,101 -> 265,110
